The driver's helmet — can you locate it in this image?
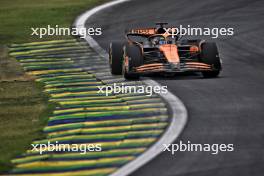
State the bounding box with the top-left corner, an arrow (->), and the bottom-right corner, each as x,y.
159,38 -> 166,45
151,36 -> 166,45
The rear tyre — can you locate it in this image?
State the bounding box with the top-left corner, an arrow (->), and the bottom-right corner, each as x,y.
123,44 -> 143,80
109,42 -> 123,75
200,42 -> 222,78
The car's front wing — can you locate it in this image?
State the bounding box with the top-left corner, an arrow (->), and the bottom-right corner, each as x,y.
134,62 -> 213,73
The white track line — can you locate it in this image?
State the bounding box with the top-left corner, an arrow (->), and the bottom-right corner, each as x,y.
74,1 -> 188,175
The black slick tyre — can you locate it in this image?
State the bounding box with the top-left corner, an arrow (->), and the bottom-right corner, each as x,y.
109,42 -> 123,75
123,44 -> 143,80
200,42 -> 222,78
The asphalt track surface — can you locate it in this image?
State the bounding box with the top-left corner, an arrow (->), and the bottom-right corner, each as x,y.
85,0 -> 264,175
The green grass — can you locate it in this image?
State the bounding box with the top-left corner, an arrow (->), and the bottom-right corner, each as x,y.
0,77 -> 54,172
0,0 -> 107,45
0,46 -> 55,173
0,82 -> 55,173
0,0 -> 107,173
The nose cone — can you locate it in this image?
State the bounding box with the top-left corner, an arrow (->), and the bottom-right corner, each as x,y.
159,44 -> 180,63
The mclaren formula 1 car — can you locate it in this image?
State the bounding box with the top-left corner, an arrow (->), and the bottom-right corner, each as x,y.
109,23 -> 222,79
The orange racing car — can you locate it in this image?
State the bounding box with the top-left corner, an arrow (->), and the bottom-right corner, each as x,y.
109,23 -> 222,79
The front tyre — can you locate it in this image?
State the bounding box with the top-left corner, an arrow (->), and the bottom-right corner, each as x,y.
200,42 -> 222,78
109,42 -> 123,75
123,44 -> 143,80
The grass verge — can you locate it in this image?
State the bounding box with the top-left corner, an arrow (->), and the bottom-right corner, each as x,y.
0,0 -> 107,45
0,46 -> 55,173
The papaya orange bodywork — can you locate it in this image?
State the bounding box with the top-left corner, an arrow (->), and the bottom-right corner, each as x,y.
159,44 -> 180,63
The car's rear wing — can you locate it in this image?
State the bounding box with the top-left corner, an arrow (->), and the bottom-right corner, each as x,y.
126,22 -> 171,35
126,28 -> 156,35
